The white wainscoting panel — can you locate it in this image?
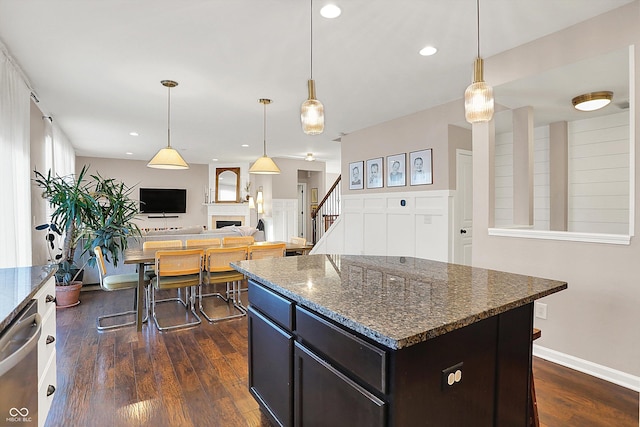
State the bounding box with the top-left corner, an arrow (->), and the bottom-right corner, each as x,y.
271,199 -> 298,242
311,190 -> 454,261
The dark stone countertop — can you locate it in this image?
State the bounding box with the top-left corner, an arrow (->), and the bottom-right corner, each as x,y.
232,255 -> 567,350
0,265 -> 56,332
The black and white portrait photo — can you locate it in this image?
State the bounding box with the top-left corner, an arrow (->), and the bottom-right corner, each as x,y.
387,153 -> 406,187
366,157 -> 383,189
349,160 -> 364,190
410,149 -> 433,186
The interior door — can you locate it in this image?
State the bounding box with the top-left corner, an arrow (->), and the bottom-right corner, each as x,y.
297,184 -> 306,239
455,150 -> 473,265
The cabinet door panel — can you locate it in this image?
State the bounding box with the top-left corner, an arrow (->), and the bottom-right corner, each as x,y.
294,342 -> 386,427
248,306 -> 293,427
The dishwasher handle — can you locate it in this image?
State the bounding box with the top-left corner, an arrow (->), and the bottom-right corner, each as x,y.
0,312 -> 42,377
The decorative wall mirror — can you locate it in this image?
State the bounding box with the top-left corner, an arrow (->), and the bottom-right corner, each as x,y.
215,167 -> 241,203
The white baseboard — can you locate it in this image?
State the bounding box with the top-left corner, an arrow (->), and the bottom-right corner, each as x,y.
533,344 -> 640,392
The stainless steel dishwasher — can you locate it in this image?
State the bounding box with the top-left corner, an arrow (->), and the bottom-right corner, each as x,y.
0,300 -> 41,427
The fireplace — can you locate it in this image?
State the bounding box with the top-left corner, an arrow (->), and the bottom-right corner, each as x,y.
216,220 -> 242,228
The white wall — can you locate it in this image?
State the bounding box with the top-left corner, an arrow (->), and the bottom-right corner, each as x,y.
312,191 -> 453,262
474,2 -> 640,381
76,156 -> 208,231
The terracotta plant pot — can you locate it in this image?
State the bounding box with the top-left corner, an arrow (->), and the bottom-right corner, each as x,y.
55,281 -> 82,308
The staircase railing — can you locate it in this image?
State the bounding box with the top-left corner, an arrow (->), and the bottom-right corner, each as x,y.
311,175 -> 341,244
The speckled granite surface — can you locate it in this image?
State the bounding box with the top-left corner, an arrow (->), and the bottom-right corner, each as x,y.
232,255 -> 567,350
0,265 -> 56,332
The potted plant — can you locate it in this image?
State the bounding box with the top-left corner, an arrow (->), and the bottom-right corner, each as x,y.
34,166 -> 141,306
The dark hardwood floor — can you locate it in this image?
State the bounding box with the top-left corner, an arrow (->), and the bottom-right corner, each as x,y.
46,288 -> 638,427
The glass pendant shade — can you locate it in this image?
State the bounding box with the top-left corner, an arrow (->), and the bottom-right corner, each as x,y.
147,147 -> 189,169
464,57 -> 494,123
249,155 -> 281,174
301,80 -> 324,135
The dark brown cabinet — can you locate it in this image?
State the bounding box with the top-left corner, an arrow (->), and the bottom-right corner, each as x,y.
294,342 -> 386,426
247,279 -> 533,427
248,306 -> 293,427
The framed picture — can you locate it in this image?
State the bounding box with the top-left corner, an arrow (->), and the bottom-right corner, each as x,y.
366,157 -> 383,189
409,149 -> 433,186
349,161 -> 364,190
386,153 -> 406,187
310,187 -> 318,203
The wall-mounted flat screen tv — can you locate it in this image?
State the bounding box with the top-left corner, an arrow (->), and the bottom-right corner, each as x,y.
139,188 -> 187,214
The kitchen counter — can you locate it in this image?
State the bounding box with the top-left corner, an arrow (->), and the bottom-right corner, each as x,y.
0,265 -> 56,331
233,254 -> 568,426
233,254 -> 567,349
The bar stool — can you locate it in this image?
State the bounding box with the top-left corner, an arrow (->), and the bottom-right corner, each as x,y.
94,246 -> 150,330
150,249 -> 203,331
199,246 -> 248,322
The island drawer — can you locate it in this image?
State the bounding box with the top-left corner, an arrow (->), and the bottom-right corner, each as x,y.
248,280 -> 294,331
295,306 -> 387,394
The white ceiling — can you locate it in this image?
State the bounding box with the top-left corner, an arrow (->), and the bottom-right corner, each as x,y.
0,0 -> 633,173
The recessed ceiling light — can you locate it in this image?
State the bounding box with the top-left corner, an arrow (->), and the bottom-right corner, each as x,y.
419,46 -> 438,56
241,144 -> 249,147
211,158 -> 219,162
320,4 -> 341,19
125,152 -> 133,155
129,132 -> 139,136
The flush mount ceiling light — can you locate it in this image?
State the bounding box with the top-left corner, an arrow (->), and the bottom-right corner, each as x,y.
147,80 -> 189,169
301,0 -> 325,135
305,153 -> 315,161
572,91 -> 613,111
249,99 -> 281,174
464,0 -> 494,124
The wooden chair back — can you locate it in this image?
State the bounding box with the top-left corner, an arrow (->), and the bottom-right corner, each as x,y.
289,236 -> 306,246
205,246 -> 248,273
248,243 -> 286,260
222,235 -> 255,245
143,240 -> 183,250
186,238 -> 221,248
93,246 -> 107,282
155,249 -> 203,277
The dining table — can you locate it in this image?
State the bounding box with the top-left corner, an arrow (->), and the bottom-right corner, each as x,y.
123,240 -> 314,331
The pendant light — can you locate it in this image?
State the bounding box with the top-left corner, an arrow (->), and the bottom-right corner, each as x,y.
147,80 -> 189,169
249,99 -> 281,174
300,0 -> 324,135
464,0 -> 494,123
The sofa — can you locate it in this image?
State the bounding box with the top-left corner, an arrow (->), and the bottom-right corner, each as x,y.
77,225 -> 265,285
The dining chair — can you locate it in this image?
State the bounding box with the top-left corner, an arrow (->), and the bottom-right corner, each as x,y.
248,242 -> 287,260
150,248 -> 203,331
222,235 -> 255,245
142,240 -> 183,279
288,236 -> 308,255
94,246 -> 150,331
200,246 -> 248,322
186,238 -> 221,248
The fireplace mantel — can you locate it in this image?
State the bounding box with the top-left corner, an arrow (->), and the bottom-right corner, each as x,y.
206,203 -> 250,229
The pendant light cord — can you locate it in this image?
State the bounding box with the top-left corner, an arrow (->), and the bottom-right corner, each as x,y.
167,85 -> 172,148
476,0 -> 480,58
310,0 -> 313,79
263,102 -> 267,156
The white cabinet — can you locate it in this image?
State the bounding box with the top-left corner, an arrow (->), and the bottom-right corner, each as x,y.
34,277 -> 57,427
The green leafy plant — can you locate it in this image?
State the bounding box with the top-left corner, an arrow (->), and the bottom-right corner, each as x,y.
34,165 -> 141,284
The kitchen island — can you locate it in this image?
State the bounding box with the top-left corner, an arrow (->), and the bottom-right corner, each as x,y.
232,254 -> 567,427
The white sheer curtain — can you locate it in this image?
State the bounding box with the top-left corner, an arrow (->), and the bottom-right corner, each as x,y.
52,123 -> 75,176
0,47 -> 32,267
